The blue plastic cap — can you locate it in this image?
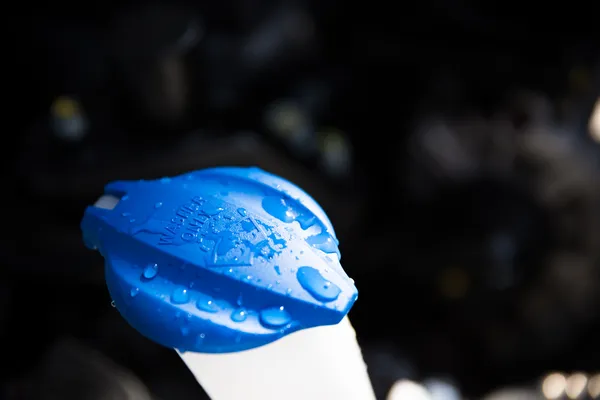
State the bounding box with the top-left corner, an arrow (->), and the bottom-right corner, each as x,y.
81,167 -> 358,353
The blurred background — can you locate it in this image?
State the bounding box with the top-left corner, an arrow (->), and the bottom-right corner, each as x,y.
4,1 -> 600,399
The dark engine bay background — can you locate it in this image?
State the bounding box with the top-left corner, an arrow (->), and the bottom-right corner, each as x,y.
3,1 -> 600,399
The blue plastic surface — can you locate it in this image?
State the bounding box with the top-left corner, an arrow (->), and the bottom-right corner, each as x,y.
81,167 -> 358,353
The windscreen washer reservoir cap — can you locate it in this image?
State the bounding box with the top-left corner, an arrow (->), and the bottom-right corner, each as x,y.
81,167 -> 358,353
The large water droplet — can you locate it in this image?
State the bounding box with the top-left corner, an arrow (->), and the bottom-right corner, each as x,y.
196,294 -> 220,313
130,287 -> 140,297
171,288 -> 190,304
260,306 -> 291,328
202,203 -> 224,215
306,232 -> 340,257
241,220 -> 255,232
143,263 -> 159,279
262,196 -> 298,223
296,267 -> 341,302
231,308 -> 247,322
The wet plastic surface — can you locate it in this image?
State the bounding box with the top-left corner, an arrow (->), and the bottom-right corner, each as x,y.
81,167 -> 358,353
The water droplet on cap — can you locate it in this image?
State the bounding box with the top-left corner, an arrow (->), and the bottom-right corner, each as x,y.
296,266 -> 341,302
171,288 -> 190,304
262,196 -> 298,223
196,294 -> 220,313
241,220 -> 255,232
306,232 -> 340,257
231,308 -> 247,322
130,287 -> 140,297
202,203 -> 224,215
195,332 -> 206,346
260,306 -> 291,328
143,263 -> 159,279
